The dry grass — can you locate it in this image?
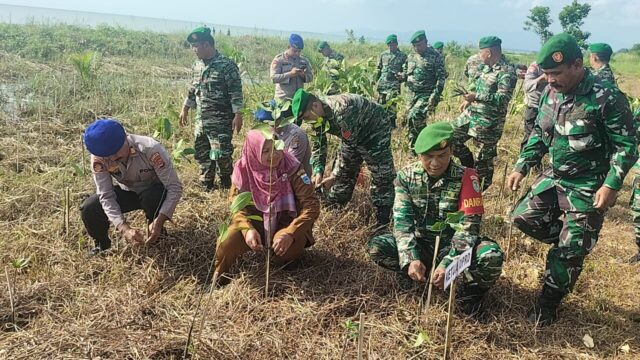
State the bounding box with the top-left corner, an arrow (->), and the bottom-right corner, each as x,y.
1,39 -> 640,360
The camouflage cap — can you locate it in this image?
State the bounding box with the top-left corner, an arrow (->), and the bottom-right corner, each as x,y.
317,41 -> 329,51
479,36 -> 501,49
588,43 -> 613,57
187,26 -> 214,44
292,89 -> 310,120
385,34 -> 398,44
410,30 -> 426,44
414,121 -> 453,154
432,41 -> 444,49
536,33 -> 582,70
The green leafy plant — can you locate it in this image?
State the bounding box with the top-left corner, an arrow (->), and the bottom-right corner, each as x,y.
412,330 -> 431,348
154,116 -> 173,140
69,51 -> 102,84
343,319 -> 360,340
171,139 -> 196,162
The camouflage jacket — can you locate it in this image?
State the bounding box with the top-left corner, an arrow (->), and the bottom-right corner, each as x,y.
376,49 -> 407,92
592,64 -> 617,87
464,54 -> 483,83
514,69 -> 638,212
310,94 -> 394,175
403,46 -> 446,101
184,51 -> 243,119
462,58 -> 517,127
393,162 -> 485,269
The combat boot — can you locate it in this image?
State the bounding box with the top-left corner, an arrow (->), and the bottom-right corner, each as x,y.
458,285 -> 489,317
87,238 -> 111,258
527,284 -> 565,327
219,175 -> 232,190
200,179 -> 215,192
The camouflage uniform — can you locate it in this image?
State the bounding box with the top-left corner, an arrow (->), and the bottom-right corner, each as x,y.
631,108 -> 640,256
368,162 -> 503,292
592,64 -> 617,87
403,47 -> 447,147
452,58 -> 517,189
322,51 -> 345,95
184,51 -> 243,186
311,94 -> 396,221
464,54 -> 483,85
376,48 -> 407,105
511,70 -> 638,294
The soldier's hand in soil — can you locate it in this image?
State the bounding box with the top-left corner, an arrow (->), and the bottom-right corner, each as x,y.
463,92 -> 476,102
594,186 -> 618,210
408,260 -> 427,282
232,113 -> 243,134
179,106 -> 189,126
431,267 -> 446,289
272,233 -> 294,256
146,215 -> 167,244
244,229 -> 263,251
506,172 -> 525,191
120,225 -> 145,245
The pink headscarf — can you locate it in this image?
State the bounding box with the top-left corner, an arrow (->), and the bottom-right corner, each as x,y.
231,130 -> 300,235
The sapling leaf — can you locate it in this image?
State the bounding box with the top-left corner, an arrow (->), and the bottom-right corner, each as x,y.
11,257 -> 30,271
217,223 -> 228,243
182,148 -> 196,155
274,139 -> 285,151
431,222 -> 446,232
412,330 -> 430,348
252,122 -> 274,139
246,215 -> 263,221
230,192 -> 254,214
449,223 -> 464,232
155,117 -> 173,140
445,211 -> 465,224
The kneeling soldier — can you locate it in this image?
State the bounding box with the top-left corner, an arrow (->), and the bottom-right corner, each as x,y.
368,122 -> 504,315
81,119 -> 183,256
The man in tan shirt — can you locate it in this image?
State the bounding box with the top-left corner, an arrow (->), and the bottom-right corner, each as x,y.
270,33 -> 313,100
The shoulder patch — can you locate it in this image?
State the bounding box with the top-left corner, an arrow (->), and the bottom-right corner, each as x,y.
458,168 -> 484,215
301,173 -> 311,185
150,152 -> 165,169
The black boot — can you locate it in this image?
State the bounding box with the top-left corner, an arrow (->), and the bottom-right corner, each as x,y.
200,179 -> 215,192
88,238 -> 111,257
219,175 -> 232,190
527,285 -> 565,327
458,285 -> 489,317
375,206 -> 392,229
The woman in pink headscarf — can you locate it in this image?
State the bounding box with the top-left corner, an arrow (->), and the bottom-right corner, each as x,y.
214,130 -> 320,282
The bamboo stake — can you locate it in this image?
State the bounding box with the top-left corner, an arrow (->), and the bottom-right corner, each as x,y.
357,312 -> 366,360
498,163 -> 508,208
5,267 -> 16,331
423,235 -> 441,312
265,203 -> 273,298
64,187 -> 70,236
443,280 -> 456,360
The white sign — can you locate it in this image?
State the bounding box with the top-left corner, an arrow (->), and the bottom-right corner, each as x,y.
443,247 -> 473,290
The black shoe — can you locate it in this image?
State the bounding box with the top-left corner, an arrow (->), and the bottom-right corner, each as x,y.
87,240 -> 111,258
219,175 -> 232,190
628,252 -> 640,264
527,285 -> 565,327
200,180 -> 215,192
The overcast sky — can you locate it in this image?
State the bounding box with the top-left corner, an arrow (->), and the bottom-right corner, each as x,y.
2,0 -> 638,50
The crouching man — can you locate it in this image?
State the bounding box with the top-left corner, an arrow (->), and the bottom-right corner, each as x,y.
368,122 -> 504,315
81,119 -> 183,256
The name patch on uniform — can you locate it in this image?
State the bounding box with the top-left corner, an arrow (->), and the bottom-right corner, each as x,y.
341,130 -> 352,140
150,152 -> 165,169
458,168 -> 484,215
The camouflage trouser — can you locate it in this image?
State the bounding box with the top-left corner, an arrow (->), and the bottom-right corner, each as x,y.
630,174 -> 640,249
511,187 -> 605,294
194,116 -> 234,183
406,94 -> 432,148
327,132 -> 396,209
521,106 -> 538,151
367,234 -> 504,290
452,115 -> 505,189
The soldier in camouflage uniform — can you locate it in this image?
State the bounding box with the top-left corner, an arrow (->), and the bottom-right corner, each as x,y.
368,122 -> 504,315
403,30 -> 447,148
588,43 -> 617,86
318,41 -> 345,95
464,54 -> 483,84
630,108 -> 640,263
452,36 -> 517,190
180,26 -> 243,191
375,34 -> 407,107
292,89 -> 396,227
507,33 -> 638,326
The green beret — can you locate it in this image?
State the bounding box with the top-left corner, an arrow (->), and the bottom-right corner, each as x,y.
317,41 -> 329,51
536,33 -> 582,70
385,34 -> 398,44
414,122 -> 454,154
588,43 -> 613,57
292,89 -> 310,120
432,41 -> 444,50
479,36 -> 501,49
410,30 -> 426,44
187,26 -> 214,44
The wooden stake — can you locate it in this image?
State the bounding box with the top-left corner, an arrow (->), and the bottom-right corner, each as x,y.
265,204 -> 273,298
64,187 -> 70,236
443,280 -> 456,360
5,267 -> 15,330
498,163 -> 508,208
423,235 -> 441,312
357,312 -> 366,360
